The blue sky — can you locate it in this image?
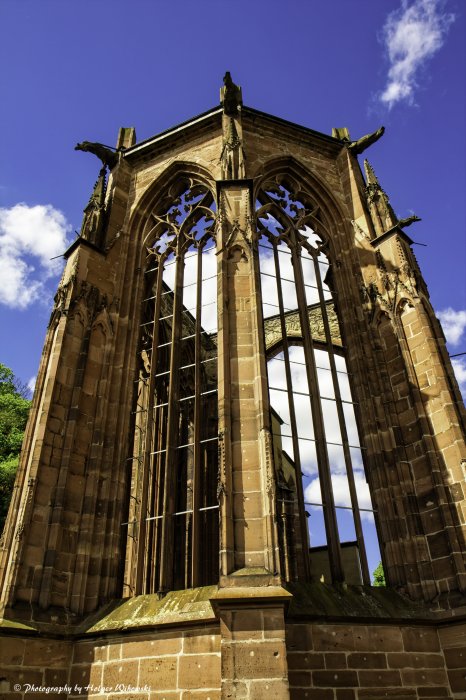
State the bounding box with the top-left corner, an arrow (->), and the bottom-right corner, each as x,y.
0,0 -> 465,395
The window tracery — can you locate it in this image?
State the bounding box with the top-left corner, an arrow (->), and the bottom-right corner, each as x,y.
257,177 -> 380,585
126,178 -> 218,596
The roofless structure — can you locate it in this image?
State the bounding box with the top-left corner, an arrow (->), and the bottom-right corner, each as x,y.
1,74 -> 465,699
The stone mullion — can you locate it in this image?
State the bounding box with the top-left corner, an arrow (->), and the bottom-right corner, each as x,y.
312,251 -> 371,585
158,242 -> 185,595
144,405 -> 159,593
291,242 -> 344,583
122,375 -> 148,597
134,262 -> 164,595
149,402 -> 167,593
271,241 -> 310,581
217,181 -> 279,576
217,213 -> 234,577
191,243 -> 204,587
251,228 -> 281,577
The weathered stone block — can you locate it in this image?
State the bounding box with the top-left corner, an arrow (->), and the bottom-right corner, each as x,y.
182,631 -> 220,654
139,657 -> 178,691
287,652 -> 325,670
123,634 -> 182,658
387,652 -> 444,669
312,669 -> 358,687
178,653 -> 221,690
348,652 -> 387,669
313,624 -> 355,652
402,627 -> 440,652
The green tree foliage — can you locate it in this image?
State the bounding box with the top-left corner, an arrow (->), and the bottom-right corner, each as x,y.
372,561 -> 386,587
0,364 -> 31,531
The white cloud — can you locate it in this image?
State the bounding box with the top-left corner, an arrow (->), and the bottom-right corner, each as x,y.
0,203 -> 71,309
452,357 -> 466,399
437,307 -> 466,346
164,243 -> 218,334
305,472 -> 374,522
379,0 -> 455,109
27,376 -> 36,394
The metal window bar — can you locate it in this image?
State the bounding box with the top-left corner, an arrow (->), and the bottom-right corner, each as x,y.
262,300 -> 302,314
259,241 -> 330,267
261,270 -> 322,293
150,436 -> 218,456
270,354 -> 351,377
269,384 -> 358,405
304,501 -> 376,514
182,300 -> 216,316
132,389 -> 217,415
191,243 -> 203,586
269,432 -> 363,452
146,504 -> 220,521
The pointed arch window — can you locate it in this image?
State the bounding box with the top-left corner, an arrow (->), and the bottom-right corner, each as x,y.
126,178 -> 219,596
257,177 -> 380,585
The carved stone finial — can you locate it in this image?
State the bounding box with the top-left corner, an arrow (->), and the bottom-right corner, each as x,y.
364,159 -> 379,186
220,71 -> 243,116
79,166 -> 107,246
75,141 -> 119,169
363,158 -> 397,233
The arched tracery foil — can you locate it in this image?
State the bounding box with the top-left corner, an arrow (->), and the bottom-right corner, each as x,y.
126,177 -> 219,596
256,175 -> 379,585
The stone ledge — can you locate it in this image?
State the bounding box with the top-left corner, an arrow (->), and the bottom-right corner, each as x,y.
79,586 -> 219,635
2,583 -> 466,640
285,582 -> 434,623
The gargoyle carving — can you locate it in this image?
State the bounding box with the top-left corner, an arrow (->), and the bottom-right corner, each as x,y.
397,215 -> 421,229
75,141 -> 119,169
220,71 -> 242,116
347,126 -> 385,155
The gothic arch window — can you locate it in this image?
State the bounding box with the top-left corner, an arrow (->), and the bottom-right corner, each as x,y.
256,176 -> 380,585
126,177 -> 219,596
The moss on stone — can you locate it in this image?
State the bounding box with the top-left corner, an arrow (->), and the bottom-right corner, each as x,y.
286,582 -> 432,621
78,585 -> 218,635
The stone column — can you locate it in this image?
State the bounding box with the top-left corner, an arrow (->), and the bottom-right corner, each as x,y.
214,179 -> 291,698
212,587 -> 292,700
216,180 -> 280,579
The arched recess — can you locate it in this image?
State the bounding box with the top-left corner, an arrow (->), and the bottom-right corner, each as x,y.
123,166 -> 219,597
254,161 -> 382,586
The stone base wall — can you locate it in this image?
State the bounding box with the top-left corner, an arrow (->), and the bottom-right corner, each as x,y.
0,637 -> 73,699
0,626 -> 221,700
0,620 -> 464,699
287,621 -> 465,700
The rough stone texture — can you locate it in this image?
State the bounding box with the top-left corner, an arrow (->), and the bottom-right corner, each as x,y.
0,89 -> 465,700
0,627 -> 221,699
286,621 -> 460,699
